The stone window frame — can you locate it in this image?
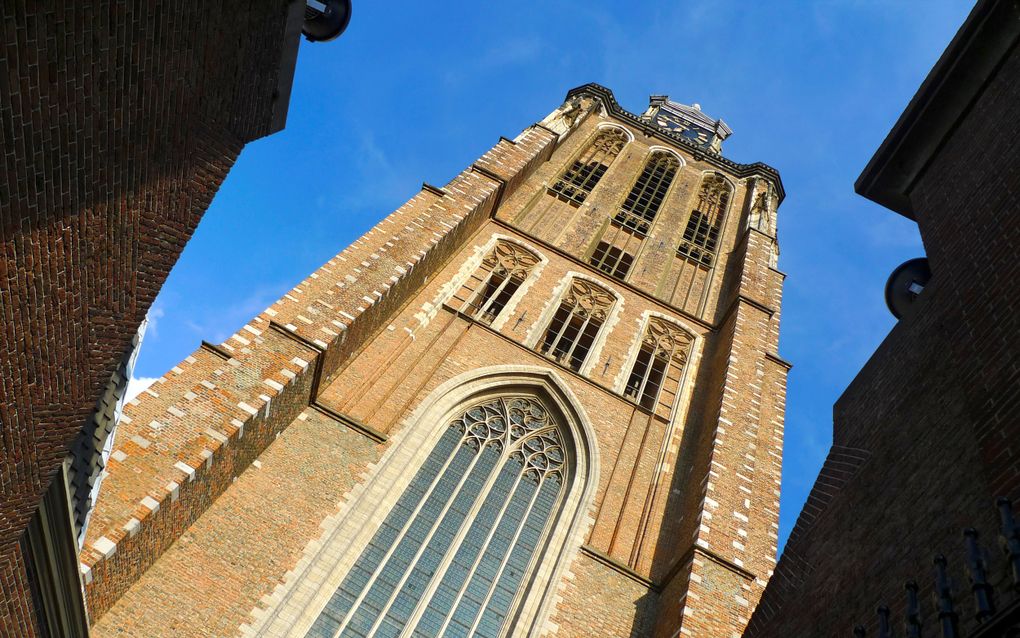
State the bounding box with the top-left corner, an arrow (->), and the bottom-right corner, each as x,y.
434,234 -> 548,333
525,272 -> 624,378
616,312 -> 697,420
585,146 -> 685,285
461,242 -> 542,327
243,367 -> 600,638
547,124 -> 632,207
612,147 -> 684,236
676,171 -> 736,268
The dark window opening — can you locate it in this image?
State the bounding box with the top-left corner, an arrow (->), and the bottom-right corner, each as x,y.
677,210 -> 720,266
677,174 -> 731,267
471,271 -> 524,325
613,152 -> 679,234
624,346 -> 670,410
589,241 -> 633,280
548,129 -> 627,207
539,306 -> 603,372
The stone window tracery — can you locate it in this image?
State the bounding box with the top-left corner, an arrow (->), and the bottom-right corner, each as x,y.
537,278 -> 616,372
677,173 -> 732,267
454,241 -> 540,326
548,128 -> 628,207
303,396 -> 569,638
624,317 -> 693,418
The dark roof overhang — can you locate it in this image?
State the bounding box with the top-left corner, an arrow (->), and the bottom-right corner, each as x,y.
854,0 -> 1020,219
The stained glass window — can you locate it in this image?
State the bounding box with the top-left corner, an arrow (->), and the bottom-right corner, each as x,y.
305,397 -> 567,638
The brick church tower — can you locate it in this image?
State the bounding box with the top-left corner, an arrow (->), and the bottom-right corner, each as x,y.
81,84 -> 788,638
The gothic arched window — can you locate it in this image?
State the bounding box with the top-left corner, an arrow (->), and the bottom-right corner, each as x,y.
677,173 -> 732,267
623,317 -> 693,418
613,151 -> 680,236
548,128 -> 628,207
537,278 -> 616,372
454,241 -> 541,326
304,396 -> 570,638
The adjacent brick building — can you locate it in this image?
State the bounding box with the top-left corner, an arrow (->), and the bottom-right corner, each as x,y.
744,1 -> 1020,636
0,1 -> 348,635
81,84 -> 789,636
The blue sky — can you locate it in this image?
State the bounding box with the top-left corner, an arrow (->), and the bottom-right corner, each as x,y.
131,0 -> 974,552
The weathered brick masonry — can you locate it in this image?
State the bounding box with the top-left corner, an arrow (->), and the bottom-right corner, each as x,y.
0,1 -> 312,634
745,2 -> 1020,636
86,85 -> 789,637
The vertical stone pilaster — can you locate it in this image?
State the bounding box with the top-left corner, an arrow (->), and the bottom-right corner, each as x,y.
670,222 -> 787,637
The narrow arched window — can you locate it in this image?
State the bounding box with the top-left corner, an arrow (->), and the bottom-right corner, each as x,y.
537,278 -> 616,372
304,396 -> 569,638
624,317 -> 693,418
613,151 -> 680,235
677,173 -> 732,267
548,128 -> 628,207
454,241 -> 540,325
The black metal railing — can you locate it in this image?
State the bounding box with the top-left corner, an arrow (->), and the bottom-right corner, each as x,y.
852,498 -> 1020,637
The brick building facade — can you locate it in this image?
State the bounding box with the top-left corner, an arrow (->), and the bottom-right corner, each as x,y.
744,1 -> 1020,636
80,84 -> 789,636
1,2 -> 345,635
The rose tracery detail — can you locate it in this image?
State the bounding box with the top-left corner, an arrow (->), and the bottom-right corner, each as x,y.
643,316 -> 693,367
562,279 -> 616,322
483,241 -> 540,280
452,397 -> 565,479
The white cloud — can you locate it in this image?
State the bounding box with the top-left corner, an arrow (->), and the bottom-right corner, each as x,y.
125,376 -> 159,402
146,305 -> 166,339
184,283 -> 290,344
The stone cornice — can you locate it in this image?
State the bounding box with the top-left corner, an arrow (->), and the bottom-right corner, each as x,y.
565,83 -> 786,203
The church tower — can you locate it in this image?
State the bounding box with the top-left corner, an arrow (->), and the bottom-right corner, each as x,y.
80,84 -> 788,638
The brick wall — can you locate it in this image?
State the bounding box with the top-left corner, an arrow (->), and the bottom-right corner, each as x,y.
0,1 -> 304,634
744,26 -> 1020,638
84,119 -> 561,629
92,407 -> 382,636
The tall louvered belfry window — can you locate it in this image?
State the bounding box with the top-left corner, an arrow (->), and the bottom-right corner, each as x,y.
453,241 -> 540,325
548,128 -> 628,206
677,173 -> 732,267
613,151 -> 680,236
585,151 -> 680,284
304,396 -> 570,638
537,278 -> 616,372
623,317 -> 693,418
